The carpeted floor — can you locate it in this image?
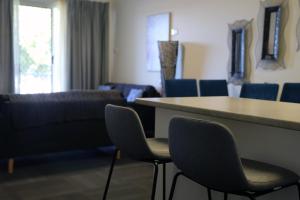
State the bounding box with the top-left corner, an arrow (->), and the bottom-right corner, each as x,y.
0,150 -> 153,200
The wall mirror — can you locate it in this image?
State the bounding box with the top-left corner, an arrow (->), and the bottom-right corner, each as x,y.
255,0 -> 289,70
227,20 -> 252,85
262,6 -> 281,60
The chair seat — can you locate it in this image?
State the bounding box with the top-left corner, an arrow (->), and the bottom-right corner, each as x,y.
242,159 -> 299,192
147,138 -> 171,162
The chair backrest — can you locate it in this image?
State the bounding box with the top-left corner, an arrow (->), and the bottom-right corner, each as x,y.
280,83 -> 300,103
105,104 -> 153,161
169,117 -> 248,192
240,83 -> 279,101
165,79 -> 198,97
199,80 -> 228,96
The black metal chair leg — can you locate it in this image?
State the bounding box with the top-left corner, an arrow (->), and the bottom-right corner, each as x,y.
168,172 -> 182,200
297,183 -> 300,200
224,193 -> 228,200
247,195 -> 255,200
163,163 -> 166,200
207,188 -> 212,200
102,149 -> 119,200
151,162 -> 159,200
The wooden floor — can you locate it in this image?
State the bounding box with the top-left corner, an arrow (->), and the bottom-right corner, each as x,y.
0,150 -> 153,200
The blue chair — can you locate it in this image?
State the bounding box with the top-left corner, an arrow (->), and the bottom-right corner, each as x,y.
280,83 -> 300,103
165,79 -> 198,97
199,80 -> 228,96
240,83 -> 279,101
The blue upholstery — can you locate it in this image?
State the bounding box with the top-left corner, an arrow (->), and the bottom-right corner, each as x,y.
165,79 -> 198,97
199,80 -> 228,96
103,83 -> 161,99
240,83 -> 279,101
98,85 -> 113,91
280,83 -> 300,103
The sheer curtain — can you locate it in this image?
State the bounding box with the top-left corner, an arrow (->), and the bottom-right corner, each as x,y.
67,0 -> 109,90
13,0 -> 20,93
0,0 -> 14,94
53,0 -> 68,92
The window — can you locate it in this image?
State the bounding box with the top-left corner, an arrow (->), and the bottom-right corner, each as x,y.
16,0 -> 62,94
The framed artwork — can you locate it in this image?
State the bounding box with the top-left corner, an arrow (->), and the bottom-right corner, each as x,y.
147,12 -> 170,72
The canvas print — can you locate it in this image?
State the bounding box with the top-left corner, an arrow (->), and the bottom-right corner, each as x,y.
147,13 -> 170,72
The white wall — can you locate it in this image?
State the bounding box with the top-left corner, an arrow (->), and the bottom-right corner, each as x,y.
110,0 -> 300,94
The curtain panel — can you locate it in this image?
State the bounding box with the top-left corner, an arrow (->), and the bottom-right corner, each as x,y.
0,0 -> 14,93
67,0 -> 109,90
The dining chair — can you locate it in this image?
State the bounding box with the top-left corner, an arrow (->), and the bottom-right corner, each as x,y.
199,79 -> 228,96
240,83 -> 279,101
168,117 -> 300,200
103,104 -> 172,200
165,79 -> 198,97
280,83 -> 300,104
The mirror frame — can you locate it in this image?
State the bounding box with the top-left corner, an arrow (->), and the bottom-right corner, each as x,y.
227,19 -> 252,85
255,0 -> 289,70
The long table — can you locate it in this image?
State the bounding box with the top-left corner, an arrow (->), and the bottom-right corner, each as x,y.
136,97 -> 300,200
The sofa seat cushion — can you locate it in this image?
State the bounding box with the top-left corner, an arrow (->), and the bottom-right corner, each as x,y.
3,91 -> 124,130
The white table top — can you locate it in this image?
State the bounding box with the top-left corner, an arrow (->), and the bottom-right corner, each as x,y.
136,97 -> 300,131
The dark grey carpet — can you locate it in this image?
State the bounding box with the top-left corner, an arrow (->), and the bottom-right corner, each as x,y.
0,150 -> 153,200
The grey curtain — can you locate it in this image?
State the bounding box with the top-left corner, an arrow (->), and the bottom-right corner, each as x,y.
0,0 -> 14,93
67,0 -> 109,90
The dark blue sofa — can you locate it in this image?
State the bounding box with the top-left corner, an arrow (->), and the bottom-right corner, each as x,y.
0,91 -> 125,173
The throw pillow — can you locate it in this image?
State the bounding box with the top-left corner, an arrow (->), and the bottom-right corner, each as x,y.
98,85 -> 113,91
126,89 -> 144,102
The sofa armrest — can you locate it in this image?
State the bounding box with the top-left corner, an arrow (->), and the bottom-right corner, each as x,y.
127,102 -> 155,138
